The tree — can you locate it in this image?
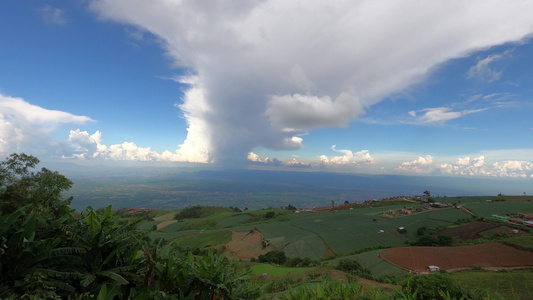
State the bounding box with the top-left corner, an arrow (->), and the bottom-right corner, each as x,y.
285,204 -> 296,210
264,211 -> 276,219
0,153 -> 73,218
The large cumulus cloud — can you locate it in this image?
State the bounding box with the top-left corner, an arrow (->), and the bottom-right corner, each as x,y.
91,0 -> 533,164
0,94 -> 92,156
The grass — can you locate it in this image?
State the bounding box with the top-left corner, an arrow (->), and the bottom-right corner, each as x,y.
249,264 -> 317,276
154,211 -> 178,221
327,249 -> 407,276
465,202 -> 533,219
504,235 -> 533,251
168,229 -> 232,249
452,269 -> 533,300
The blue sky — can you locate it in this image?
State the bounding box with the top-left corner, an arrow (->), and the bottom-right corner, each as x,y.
1,1 -> 533,179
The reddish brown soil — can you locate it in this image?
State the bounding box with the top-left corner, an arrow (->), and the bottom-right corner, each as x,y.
380,243 -> 533,272
324,243 -> 335,258
225,230 -> 270,260
439,222 -> 525,241
439,222 -> 499,241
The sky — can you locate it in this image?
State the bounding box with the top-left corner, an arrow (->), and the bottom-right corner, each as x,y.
1,0 -> 533,179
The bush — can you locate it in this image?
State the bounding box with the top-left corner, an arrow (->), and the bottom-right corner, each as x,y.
264,211 -> 276,219
257,251 -> 286,264
174,205 -> 204,220
335,259 -> 363,272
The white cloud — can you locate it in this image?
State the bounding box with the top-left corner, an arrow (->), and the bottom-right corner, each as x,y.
319,145 -> 373,166
246,151 -> 310,168
0,93 -> 210,163
396,153 -> 533,178
467,54 -> 503,82
409,106 -> 487,124
396,155 -> 434,173
67,129 -> 209,162
0,93 -> 92,156
266,93 -> 363,130
39,5 -> 67,25
90,0 -> 533,164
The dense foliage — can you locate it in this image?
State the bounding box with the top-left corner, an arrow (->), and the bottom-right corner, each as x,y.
174,205 -> 204,220
0,154 -> 260,299
0,154 -> 506,299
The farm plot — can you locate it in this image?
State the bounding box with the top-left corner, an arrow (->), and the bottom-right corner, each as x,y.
286,207 -> 470,255
217,214 -> 253,228
224,230 -> 269,260
438,221 -> 500,241
154,211 -> 178,221
380,243 -> 533,272
249,264 -> 316,277
148,229 -> 201,242
464,202 -> 533,218
167,229 -> 232,249
255,221 -> 325,260
327,249 -> 406,276
452,269 -> 533,300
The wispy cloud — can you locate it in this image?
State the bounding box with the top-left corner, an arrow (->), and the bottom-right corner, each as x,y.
407,92 -> 512,125
466,54 -> 503,82
409,107 -> 487,124
39,5 -> 67,25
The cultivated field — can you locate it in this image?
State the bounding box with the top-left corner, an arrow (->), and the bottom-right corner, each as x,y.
380,243 -> 533,272
225,230 -> 270,260
438,221 -> 523,241
452,269 -> 533,300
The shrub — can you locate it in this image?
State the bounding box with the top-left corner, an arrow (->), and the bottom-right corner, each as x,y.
175,205 -> 204,220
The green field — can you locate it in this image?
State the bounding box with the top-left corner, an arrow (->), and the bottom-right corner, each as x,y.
327,249 -> 406,276
248,204 -> 470,258
452,270 -> 533,300
167,230 -> 232,249
249,264 -> 317,277
505,235 -> 533,251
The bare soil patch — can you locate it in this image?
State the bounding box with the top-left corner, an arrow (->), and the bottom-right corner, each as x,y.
225,230 -> 270,260
324,243 -> 335,258
154,212 -> 177,221
380,243 -> 533,273
156,220 -> 176,230
439,222 -> 499,241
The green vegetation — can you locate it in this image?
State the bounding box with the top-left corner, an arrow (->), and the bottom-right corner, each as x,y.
504,235 -> 533,251
452,269 -> 533,300
168,230 -> 232,250
2,153 -> 532,299
249,264 -> 315,277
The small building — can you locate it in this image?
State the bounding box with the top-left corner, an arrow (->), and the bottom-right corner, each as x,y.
427,265 -> 440,272
378,230 -> 384,234
518,213 -> 533,220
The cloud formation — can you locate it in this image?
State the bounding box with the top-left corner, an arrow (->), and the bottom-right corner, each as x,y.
90,0 -> 533,164
467,54 -> 503,82
319,145 -> 373,166
396,155 -> 435,173
67,129 -> 209,162
0,93 -> 92,156
39,5 -> 68,25
247,152 -> 310,168
397,154 -> 533,178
